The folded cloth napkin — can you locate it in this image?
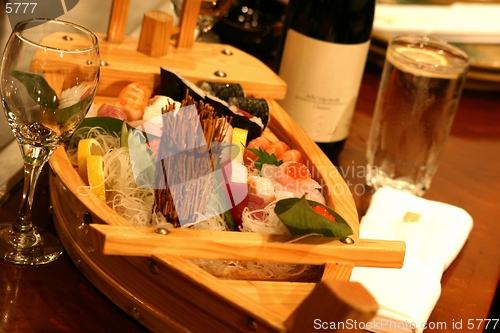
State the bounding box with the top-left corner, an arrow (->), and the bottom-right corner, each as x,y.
374,3 -> 500,44
350,187 -> 473,333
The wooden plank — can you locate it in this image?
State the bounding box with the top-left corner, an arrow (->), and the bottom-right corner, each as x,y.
87,224 -> 405,268
225,280 -> 315,320
94,33 -> 287,99
30,33 -> 286,101
153,254 -> 287,332
322,262 -> 355,282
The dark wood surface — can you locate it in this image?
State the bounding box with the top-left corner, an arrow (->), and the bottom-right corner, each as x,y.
0,64 -> 499,332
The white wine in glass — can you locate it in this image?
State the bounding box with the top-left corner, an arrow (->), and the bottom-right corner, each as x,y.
0,18 -> 100,265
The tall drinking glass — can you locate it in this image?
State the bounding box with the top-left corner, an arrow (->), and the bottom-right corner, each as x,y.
0,19 -> 100,265
366,35 -> 469,196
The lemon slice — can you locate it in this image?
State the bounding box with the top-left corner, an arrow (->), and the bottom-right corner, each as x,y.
87,155 -> 106,202
389,46 -> 458,79
232,127 -> 248,164
78,138 -> 104,184
394,46 -> 449,66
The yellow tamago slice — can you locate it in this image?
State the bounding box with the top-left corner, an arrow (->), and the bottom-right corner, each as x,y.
87,155 -> 106,202
78,138 -> 104,184
232,127 -> 248,164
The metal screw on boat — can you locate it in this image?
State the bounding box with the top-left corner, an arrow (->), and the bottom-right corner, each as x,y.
155,228 -> 169,235
130,308 -> 140,321
221,48 -> 233,56
83,212 -> 93,225
75,259 -> 83,273
214,70 -> 227,78
148,261 -> 159,275
62,35 -> 73,41
245,317 -> 258,331
340,237 -> 354,245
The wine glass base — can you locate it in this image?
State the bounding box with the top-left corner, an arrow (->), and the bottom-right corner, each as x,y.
0,223 -> 63,265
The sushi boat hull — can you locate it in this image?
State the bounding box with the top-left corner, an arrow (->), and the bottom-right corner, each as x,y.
49,99 -> 404,332
47,30 -> 405,331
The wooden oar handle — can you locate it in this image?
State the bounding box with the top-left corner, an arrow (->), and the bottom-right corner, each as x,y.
107,0 -> 130,43
176,0 -> 202,49
107,0 -> 204,48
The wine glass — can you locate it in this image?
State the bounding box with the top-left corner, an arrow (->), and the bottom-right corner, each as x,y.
172,0 -> 233,40
0,18 -> 100,265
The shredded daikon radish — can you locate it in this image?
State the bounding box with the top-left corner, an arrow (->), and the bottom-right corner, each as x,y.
240,201 -> 291,235
103,146 -> 154,226
67,126 -> 154,226
189,258 -> 322,282
66,125 -> 323,282
184,187 -> 231,231
189,200 -> 323,282
67,126 -> 120,165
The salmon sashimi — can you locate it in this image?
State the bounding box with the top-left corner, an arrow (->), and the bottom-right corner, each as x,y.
114,82 -> 152,121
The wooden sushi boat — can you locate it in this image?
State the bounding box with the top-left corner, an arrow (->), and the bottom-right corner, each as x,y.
48,1 -> 406,332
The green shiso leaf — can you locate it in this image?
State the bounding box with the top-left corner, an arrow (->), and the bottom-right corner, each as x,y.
247,147 -> 283,174
10,70 -> 59,108
77,116 -> 129,136
120,120 -> 131,147
10,70 -> 95,126
274,195 -> 353,238
77,117 -> 159,143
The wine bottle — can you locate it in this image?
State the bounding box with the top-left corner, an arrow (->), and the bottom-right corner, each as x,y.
275,0 -> 375,161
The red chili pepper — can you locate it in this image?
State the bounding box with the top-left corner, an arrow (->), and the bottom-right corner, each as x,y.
311,205 -> 336,222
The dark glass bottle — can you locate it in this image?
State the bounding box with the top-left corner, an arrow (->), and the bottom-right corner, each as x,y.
275,0 -> 375,161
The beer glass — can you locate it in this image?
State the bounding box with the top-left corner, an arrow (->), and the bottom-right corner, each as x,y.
366,35 -> 469,196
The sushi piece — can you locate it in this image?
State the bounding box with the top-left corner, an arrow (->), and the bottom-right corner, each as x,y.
227,97 -> 270,129
199,82 -> 245,102
97,104 -> 128,121
114,82 -> 152,121
159,67 -> 268,142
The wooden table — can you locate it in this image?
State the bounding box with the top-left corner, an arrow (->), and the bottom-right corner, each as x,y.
0,64 -> 498,332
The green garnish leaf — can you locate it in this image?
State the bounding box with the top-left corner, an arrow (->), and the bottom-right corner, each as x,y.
247,147 -> 283,174
55,94 -> 93,125
77,117 -> 159,143
120,120 -> 132,147
274,195 -> 353,238
10,70 -> 59,108
77,116 -> 128,136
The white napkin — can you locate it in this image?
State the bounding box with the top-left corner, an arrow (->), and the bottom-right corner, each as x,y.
350,187 -> 473,333
374,3 -> 500,44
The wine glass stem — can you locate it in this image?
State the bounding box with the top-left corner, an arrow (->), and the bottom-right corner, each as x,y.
13,160 -> 47,233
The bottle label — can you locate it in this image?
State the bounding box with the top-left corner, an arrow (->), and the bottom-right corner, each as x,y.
278,29 -> 370,142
